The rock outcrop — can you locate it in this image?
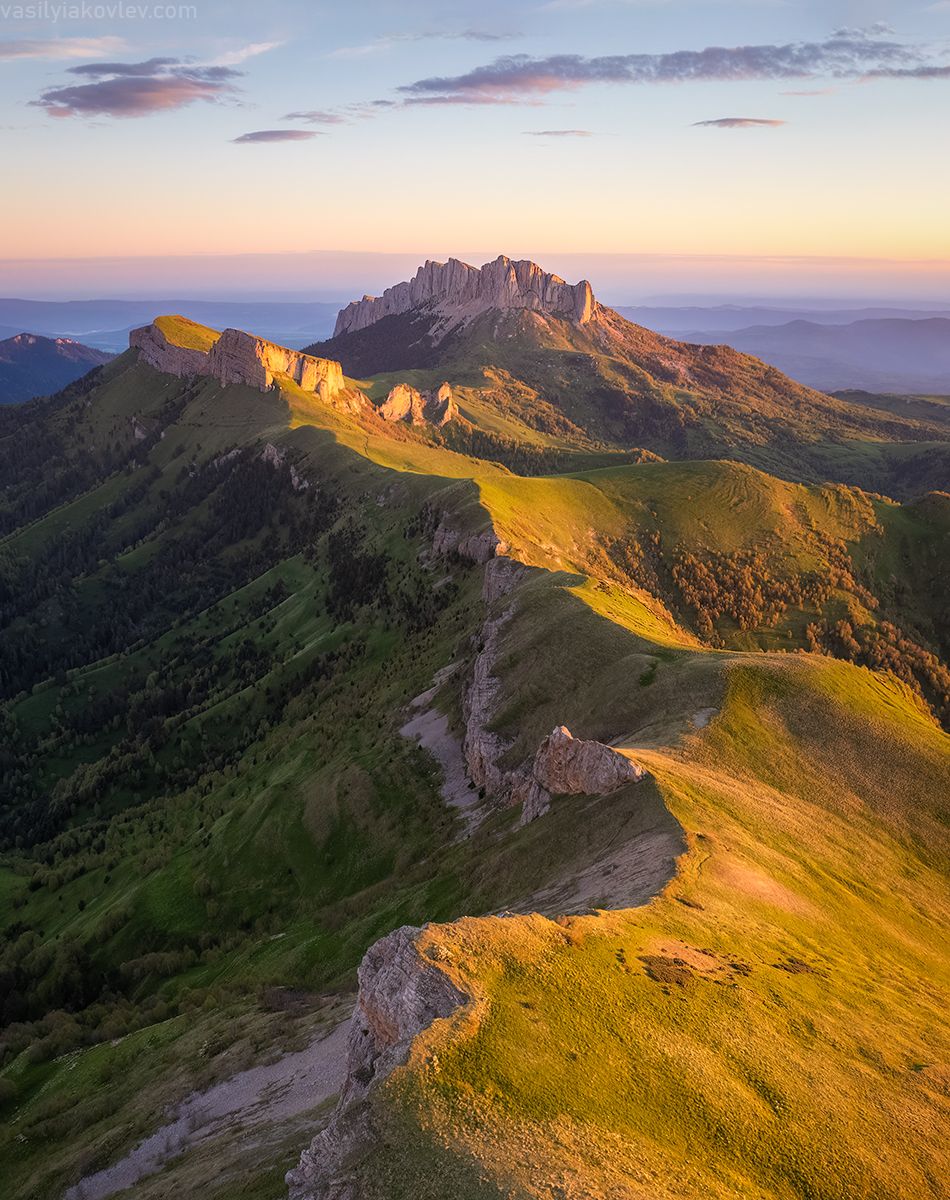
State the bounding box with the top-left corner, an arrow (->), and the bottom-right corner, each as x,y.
533,725 -> 645,796
432,517 -> 508,565
377,381 -> 458,427
130,321 -> 210,378
287,926 -> 468,1200
130,320 -> 356,408
513,725 -> 646,824
334,255 -> 598,338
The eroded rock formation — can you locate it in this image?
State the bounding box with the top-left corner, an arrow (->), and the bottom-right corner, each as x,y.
513,725 -> 647,824
334,255 -> 598,337
130,320 -> 354,407
287,926 -> 468,1200
377,382 -> 457,428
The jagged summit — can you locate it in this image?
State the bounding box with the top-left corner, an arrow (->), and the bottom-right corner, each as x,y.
333,255 -> 597,337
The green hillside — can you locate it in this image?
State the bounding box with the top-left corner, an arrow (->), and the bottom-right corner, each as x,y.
311,305 -> 950,497
0,317 -> 948,1200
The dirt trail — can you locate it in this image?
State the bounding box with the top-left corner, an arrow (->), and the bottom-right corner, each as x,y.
64,1019 -> 349,1200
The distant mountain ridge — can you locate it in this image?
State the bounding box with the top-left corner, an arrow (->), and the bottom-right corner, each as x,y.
671,316 -> 950,394
0,332 -> 112,405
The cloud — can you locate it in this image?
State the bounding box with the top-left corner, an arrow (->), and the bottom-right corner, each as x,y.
329,29 -> 517,59
207,41 -> 282,68
396,30 -> 950,105
283,99 -> 398,124
864,65 -> 950,79
780,87 -> 836,96
33,55 -> 244,118
524,128 -> 593,136
282,109 -> 348,125
0,36 -> 126,61
232,129 -> 323,143
694,117 -> 786,128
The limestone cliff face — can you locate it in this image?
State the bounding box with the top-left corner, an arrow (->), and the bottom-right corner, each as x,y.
129,322 -> 209,378
334,255 -> 598,337
287,926 -> 468,1200
130,321 -> 351,406
378,381 -> 457,427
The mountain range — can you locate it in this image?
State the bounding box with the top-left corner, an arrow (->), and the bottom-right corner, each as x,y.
0,256 -> 947,1200
0,333 -> 112,405
678,316 -> 950,394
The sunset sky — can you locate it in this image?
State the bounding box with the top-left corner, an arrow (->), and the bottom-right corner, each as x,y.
2,0 -> 950,299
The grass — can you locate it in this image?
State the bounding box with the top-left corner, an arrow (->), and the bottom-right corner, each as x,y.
357,653 -> 950,1200
2,338 -> 948,1200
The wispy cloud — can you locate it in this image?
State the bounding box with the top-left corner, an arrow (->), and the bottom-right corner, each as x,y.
232,129 -> 322,143
282,109 -> 348,125
864,65 -> 950,79
694,117 -> 786,128
206,41 -> 282,68
34,57 -> 242,118
329,29 -> 518,60
396,29 -> 950,105
283,99 -> 397,124
780,87 -> 836,96
524,128 -> 593,136
0,36 -> 126,61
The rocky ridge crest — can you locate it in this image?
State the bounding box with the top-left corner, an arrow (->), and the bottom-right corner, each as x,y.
130,320 -> 358,409
287,925 -> 468,1200
334,255 -> 598,338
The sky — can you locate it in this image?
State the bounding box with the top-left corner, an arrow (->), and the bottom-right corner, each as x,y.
2,0 -> 950,301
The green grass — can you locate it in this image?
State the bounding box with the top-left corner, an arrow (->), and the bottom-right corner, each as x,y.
358,653 -> 950,1200
2,336 -> 948,1200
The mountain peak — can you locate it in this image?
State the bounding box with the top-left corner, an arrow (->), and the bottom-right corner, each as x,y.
333,255 -> 597,337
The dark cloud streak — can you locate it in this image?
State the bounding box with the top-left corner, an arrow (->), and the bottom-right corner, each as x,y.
232,129 -> 322,143
694,118 -> 786,128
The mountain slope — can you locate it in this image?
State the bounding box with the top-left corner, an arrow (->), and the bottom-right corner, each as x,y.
0,300 -> 947,1200
0,333 -> 112,405
309,257 -> 950,497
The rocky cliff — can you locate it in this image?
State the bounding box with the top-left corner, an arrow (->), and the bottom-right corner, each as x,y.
286,926 -> 468,1200
130,320 -> 351,406
378,381 -> 457,427
334,255 -> 598,338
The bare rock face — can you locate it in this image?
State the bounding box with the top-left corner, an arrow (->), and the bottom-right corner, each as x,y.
516,726 -> 647,826
432,517 -> 507,565
378,382 -> 426,425
129,321 -> 351,407
533,725 -> 645,795
425,381 -> 457,427
129,322 -> 209,377
287,926 -> 468,1200
334,255 -> 598,337
209,329 -> 345,398
378,381 -> 457,427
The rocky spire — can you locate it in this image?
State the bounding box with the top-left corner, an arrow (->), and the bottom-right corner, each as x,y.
333,255 -> 598,337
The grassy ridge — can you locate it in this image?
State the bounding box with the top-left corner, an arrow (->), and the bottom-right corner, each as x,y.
362,655 -> 950,1199
0,329 -> 948,1199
